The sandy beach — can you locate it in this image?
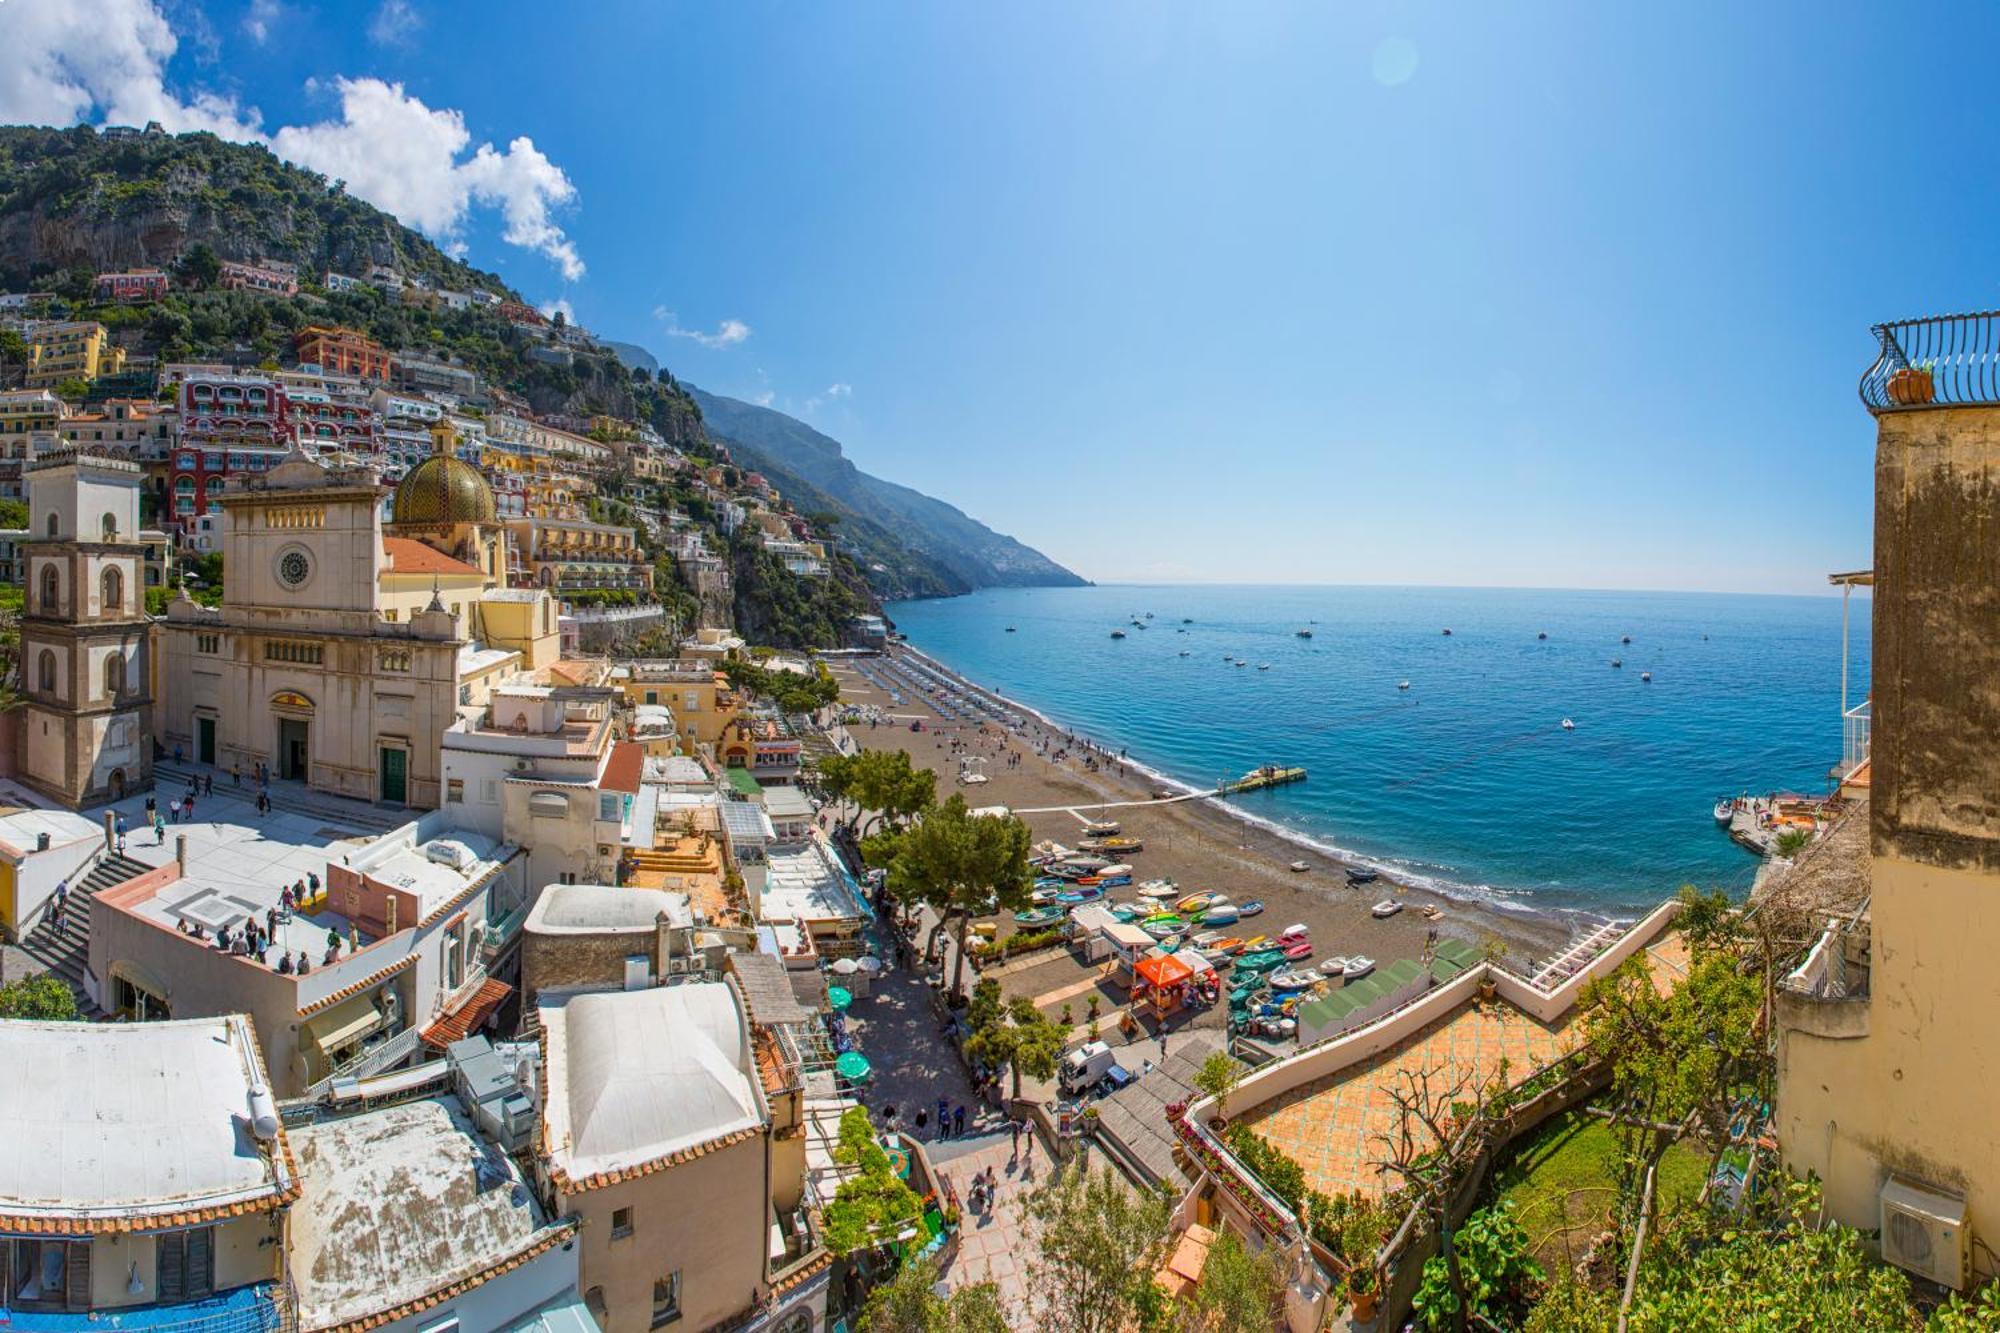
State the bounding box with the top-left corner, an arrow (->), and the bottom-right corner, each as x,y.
826,647 -> 1576,986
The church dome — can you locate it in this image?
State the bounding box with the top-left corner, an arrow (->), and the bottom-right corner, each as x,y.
391,421 -> 496,526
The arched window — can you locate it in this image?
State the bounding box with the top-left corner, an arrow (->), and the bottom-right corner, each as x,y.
100,512 -> 117,540
103,652 -> 125,698
39,565 -> 58,614
101,566 -> 123,615
44,513 -> 57,539
37,650 -> 55,693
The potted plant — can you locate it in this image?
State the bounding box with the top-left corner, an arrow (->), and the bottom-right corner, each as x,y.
1348,1264 -> 1380,1322
1478,934 -> 1508,1001
1887,360 -> 1937,406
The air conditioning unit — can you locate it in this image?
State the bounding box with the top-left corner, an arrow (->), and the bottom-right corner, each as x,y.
1880,1177 -> 1969,1290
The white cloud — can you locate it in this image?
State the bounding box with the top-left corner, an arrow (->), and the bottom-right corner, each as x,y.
368,0 -> 422,47
656,310 -> 752,350
539,296 -> 574,322
752,390 -> 776,407
241,0 -> 282,44
0,0 -> 583,278
826,382 -> 852,397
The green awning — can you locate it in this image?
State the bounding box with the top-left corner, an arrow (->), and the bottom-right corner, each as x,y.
725,767 -> 763,798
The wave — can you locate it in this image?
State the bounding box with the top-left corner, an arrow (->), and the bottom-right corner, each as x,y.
892,643 -> 1625,931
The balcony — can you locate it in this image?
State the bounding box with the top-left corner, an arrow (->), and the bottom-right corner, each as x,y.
1842,700 -> 1871,782
1860,312 -> 2000,411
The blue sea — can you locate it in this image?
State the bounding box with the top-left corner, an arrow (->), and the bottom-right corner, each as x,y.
884,585 -> 1870,919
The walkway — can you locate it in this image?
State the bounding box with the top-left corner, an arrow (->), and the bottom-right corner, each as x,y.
839,916 -> 983,1141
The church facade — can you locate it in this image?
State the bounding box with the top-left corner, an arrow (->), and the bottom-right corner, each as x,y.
155,422 -> 560,810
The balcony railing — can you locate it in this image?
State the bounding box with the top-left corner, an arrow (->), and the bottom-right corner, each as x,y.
1860,311 -> 2000,411
1842,700 -> 1871,778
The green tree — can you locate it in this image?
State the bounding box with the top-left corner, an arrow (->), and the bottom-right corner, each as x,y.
0,499 -> 27,529
822,748 -> 937,837
1182,1227 -> 1286,1333
965,993 -> 1069,1099
857,1260 -> 1010,1333
1021,1163 -> 1173,1333
175,243 -> 222,290
821,1107 -> 928,1255
1411,1201 -> 1544,1332
0,974 -> 80,1020
886,794 -> 1032,999
1194,1050 -> 1244,1122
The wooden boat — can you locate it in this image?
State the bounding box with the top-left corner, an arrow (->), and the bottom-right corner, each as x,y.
1288,860 -> 1311,872
1085,836 -> 1143,854
1031,887 -> 1062,905
1197,904 -> 1240,926
1269,970 -> 1319,991
1236,900 -> 1266,918
1342,955 -> 1375,979
1371,900 -> 1404,919
1345,867 -> 1379,884
1282,938 -> 1315,960
1080,819 -> 1120,836
1421,905 -> 1443,922
1319,956 -> 1350,976
1014,905 -> 1065,926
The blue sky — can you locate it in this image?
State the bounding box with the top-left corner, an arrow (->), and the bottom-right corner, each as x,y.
11,2 -> 1991,593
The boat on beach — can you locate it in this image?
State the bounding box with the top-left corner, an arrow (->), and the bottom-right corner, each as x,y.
1344,866 -> 1379,884
1288,860 -> 1311,872
1177,891 -> 1225,913
1197,904 -> 1240,926
1269,969 -> 1320,991
1342,955 -> 1375,979
1236,900 -> 1265,918
1281,939 -> 1315,960
1080,819 -> 1120,836
1084,836 -> 1143,854
1136,878 -> 1179,899
1015,905 -> 1065,926
1055,885 -> 1105,903
1371,899 -> 1405,919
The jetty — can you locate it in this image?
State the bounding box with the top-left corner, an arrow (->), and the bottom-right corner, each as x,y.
1220,764 -> 1308,795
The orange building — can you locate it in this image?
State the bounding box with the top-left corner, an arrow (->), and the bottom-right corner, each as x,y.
294,325 -> 393,381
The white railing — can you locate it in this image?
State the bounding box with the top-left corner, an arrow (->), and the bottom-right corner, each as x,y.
1842,701 -> 1871,778
432,961 -> 490,1020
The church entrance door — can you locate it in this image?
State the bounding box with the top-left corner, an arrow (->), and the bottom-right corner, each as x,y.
279,719 -> 309,781
379,746 -> 407,806
197,716 -> 216,765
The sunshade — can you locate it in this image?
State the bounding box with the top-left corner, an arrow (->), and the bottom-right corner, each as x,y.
835,1050 -> 872,1080
1135,952 -> 1195,988
828,985 -> 853,1011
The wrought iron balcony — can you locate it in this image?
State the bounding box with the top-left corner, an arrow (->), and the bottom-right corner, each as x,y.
1860,311 -> 2000,411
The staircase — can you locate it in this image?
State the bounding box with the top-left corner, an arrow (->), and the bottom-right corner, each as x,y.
150,760 -> 407,837
15,850 -> 153,1018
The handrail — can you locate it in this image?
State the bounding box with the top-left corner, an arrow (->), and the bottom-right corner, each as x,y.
1860,311 -> 2000,411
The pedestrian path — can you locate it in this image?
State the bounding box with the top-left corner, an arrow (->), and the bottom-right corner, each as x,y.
840,919 -> 982,1142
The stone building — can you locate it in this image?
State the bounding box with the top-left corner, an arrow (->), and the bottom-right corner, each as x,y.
15,451 -> 153,807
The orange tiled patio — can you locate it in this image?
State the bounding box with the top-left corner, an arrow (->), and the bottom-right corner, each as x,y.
1236,1000 -> 1580,1200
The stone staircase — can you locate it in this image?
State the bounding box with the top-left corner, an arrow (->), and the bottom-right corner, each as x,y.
16,849 -> 154,1018
150,760 -> 407,837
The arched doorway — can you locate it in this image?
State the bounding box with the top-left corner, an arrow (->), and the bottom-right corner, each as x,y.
271,691 -> 315,782
110,768 -> 126,800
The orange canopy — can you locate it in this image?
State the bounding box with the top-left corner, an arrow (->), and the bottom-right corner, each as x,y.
1135,952 -> 1195,989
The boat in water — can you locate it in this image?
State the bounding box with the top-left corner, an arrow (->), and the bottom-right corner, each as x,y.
1622,635 -> 1633,644
1005,626 -> 1017,633
1257,663 -> 1272,671
1295,628 -> 1314,638
1640,671 -> 1652,682
1371,900 -> 1405,919
1111,629 -> 1127,639
1398,680 -> 1411,691
1442,628 -> 1453,636
1221,765 -> 1308,794
1713,798 -> 1738,826
1611,658 -> 1623,668
1538,631 -> 1548,640
1561,718 -> 1576,731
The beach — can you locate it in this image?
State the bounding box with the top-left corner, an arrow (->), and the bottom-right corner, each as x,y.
826,646 -> 1578,989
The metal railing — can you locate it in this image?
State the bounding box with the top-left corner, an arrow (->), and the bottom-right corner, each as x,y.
1842,700 -> 1871,778
1860,311 -> 2000,410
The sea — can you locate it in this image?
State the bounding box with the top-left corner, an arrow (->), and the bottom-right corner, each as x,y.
883,585 -> 1870,922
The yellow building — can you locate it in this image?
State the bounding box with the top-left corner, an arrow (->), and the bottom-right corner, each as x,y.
24,321 -> 126,388
1775,319 -> 2000,1292
616,662 -> 744,755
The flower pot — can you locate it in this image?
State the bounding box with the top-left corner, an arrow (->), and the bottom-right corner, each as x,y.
1349,1282 -> 1379,1322
1886,367 -> 1936,406
1478,978 -> 1497,1002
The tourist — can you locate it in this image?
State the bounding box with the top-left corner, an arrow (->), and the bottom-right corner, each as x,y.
915,1107 -> 928,1134
202,773 -> 213,797
154,813 -> 165,843
279,883 -> 294,915
114,815 -> 127,853
144,794 -> 156,821
265,907 -> 279,938
326,927 -> 342,957
50,881 -> 67,931
231,761 -> 241,787
168,798 -> 180,824
1010,1117 -> 1022,1152
173,742 -> 183,765
276,952 -> 293,975
953,1104 -> 965,1137
184,794 -> 196,821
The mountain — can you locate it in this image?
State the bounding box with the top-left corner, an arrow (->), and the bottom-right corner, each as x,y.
602,340 -> 659,376
687,387 -> 1087,598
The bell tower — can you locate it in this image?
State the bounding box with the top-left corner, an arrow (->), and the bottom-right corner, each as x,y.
17,450 -> 153,808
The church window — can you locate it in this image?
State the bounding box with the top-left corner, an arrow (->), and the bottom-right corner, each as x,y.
196,634 -> 220,655
264,640 -> 324,665
44,513 -> 57,538
101,566 -> 123,615
100,513 -> 117,540
377,649 -> 411,672
39,565 -> 59,614
103,653 -> 125,698
37,650 -> 56,693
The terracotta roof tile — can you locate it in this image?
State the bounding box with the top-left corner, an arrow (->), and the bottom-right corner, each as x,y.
421,976 -> 513,1048
382,536 -> 482,577
600,740 -> 645,795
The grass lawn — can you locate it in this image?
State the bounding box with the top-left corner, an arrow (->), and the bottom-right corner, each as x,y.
1490,1109 -> 1708,1265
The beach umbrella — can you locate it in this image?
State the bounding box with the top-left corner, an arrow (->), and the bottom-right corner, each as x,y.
856,957 -> 884,975
829,985 -> 853,1011
1135,952 -> 1195,989
835,1050 -> 871,1081
831,957 -> 859,976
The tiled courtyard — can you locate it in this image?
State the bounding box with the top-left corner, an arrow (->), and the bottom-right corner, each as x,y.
1237,999 -> 1580,1199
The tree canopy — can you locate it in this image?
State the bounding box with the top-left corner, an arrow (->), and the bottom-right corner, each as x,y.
1021,1163 -> 1174,1333
884,794 -> 1033,997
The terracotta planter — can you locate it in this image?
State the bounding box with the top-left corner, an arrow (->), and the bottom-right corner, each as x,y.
1886,367 -> 1936,406
1349,1281 -> 1379,1322
1478,978 -> 1497,1001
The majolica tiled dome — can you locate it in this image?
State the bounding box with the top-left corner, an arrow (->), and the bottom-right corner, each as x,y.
391,421 -> 495,526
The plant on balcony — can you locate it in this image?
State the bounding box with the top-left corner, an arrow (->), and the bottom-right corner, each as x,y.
821,1107 -> 927,1255
1411,1201 -> 1545,1331
1886,359 -> 1936,406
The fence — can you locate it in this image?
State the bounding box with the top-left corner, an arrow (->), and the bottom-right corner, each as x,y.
1859,311 -> 2000,410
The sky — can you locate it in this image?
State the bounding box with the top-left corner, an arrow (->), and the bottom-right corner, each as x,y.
7,2 -> 1994,594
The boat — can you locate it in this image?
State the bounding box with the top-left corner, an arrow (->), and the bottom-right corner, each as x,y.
1111,629 -> 1127,639
1371,900 -> 1404,919
1713,798 -> 1736,826
1611,658 -> 1622,668
1179,650 -> 1190,656
1239,935 -> 1270,951
1110,903 -> 1141,923
1057,855 -> 1111,871
1142,918 -> 1187,940
1221,765 -> 1308,795
1342,955 -> 1376,979
1236,900 -> 1265,918
1319,956 -> 1350,976
1277,923 -> 1310,943
1198,904 -> 1241,926
1031,887 -> 1062,904
1145,612 -> 1154,619
1235,659 -> 1248,668
1086,836 -> 1143,853
1236,949 -> 1286,973
1640,671 -> 1652,682
1295,628 -> 1313,638
1206,936 -> 1246,956
1421,905 -> 1443,922
1177,891 -> 1220,913
1056,885 -> 1105,904
1288,860 -> 1311,873
1538,631 -> 1548,640
1442,628 -> 1452,636
1398,680 -> 1411,691
1183,618 -> 1194,623
1561,718 -> 1576,731
1005,626 -> 1017,633
1014,905 -> 1065,926
1281,938 -> 1315,960
1257,663 -> 1272,671
1345,866 -> 1379,884
1269,970 -> 1319,991
1137,879 -> 1179,900
1622,635 -> 1633,644
1080,819 -> 1120,836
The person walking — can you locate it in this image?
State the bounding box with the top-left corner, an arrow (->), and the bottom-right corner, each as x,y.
168,797 -> 180,824
115,815 -> 127,853
231,761 -> 241,788
153,813 -> 166,844
203,773 -> 213,797
937,1098 -> 950,1138
1010,1117 -> 1022,1153
953,1105 -> 965,1137
184,793 -> 196,822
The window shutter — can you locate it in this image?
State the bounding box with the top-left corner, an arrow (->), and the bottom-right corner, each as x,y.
64,1240 -> 90,1310
157,1231 -> 186,1302
186,1226 -> 214,1300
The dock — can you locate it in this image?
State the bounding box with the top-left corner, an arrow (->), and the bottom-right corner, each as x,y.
1219,765 -> 1308,796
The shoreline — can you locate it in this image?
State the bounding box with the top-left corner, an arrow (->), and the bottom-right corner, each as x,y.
831,643 -> 1591,967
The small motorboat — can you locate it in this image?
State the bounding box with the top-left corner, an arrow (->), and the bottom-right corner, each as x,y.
1296,628 -> 1313,638
1198,904 -> 1240,926
1005,626 -> 1017,633
1640,671 -> 1652,682
1345,866 -> 1379,884
1236,900 -> 1265,918
1289,860 -> 1311,873
1561,718 -> 1576,731
1184,618 -> 1194,624
1398,680 -> 1411,691
1371,900 -> 1405,919
1080,819 -> 1120,836
1622,635 -> 1633,644
1713,798 -> 1736,826
1239,935 -> 1270,952
1031,886 -> 1062,905
1137,878 -> 1179,900
1178,650 -> 1190,656
1015,905 -> 1065,926
1282,938 -> 1315,960
1441,628 -> 1452,636
1277,923 -> 1310,943
1096,864 -> 1134,880
1055,885 -> 1105,904
1235,659 -> 1249,668
1537,631 -> 1548,640
1257,663 -> 1272,671
1236,949 -> 1286,973
1111,629 -> 1127,639
1342,955 -> 1376,979
1059,855 -> 1111,872
1611,658 -> 1623,669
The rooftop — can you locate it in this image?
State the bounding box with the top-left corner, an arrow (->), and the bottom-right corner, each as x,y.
539,983 -> 764,1189
0,1016 -> 297,1228
289,1096 -> 568,1330
526,882 -> 692,934
762,785 -> 816,823
759,841 -> 864,926
645,755 -> 713,789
